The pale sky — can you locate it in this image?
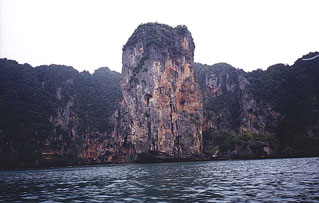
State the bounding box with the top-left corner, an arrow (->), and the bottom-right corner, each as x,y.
1,0 -> 318,73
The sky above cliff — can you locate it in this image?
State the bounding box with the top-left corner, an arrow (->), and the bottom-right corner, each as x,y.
1,0 -> 318,73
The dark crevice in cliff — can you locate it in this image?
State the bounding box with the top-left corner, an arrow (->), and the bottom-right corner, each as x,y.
169,99 -> 174,136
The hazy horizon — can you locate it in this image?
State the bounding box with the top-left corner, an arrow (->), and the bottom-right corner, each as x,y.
1,0 -> 318,73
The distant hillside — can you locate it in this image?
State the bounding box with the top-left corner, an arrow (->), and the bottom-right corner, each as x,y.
195,52 -> 319,158
0,59 -> 122,168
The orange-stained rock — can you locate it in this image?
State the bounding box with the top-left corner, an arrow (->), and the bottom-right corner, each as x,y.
115,23 -> 203,161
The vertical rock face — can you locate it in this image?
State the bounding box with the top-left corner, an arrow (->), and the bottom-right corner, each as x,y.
195,63 -> 281,135
195,63 -> 282,158
118,23 -> 203,161
0,60 -> 122,167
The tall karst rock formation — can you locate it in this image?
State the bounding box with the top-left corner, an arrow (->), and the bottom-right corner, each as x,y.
1,22 -> 317,168
114,23 -> 203,162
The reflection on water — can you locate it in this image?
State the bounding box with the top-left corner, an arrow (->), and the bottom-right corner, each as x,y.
0,157 -> 318,202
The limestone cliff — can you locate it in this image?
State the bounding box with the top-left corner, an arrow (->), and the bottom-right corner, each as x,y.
0,61 -> 122,167
195,63 -> 281,135
1,25 -> 318,168
194,52 -> 319,159
115,23 -> 203,162
195,63 -> 282,158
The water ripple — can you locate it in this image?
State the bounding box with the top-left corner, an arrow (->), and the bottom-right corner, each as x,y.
0,157 -> 319,202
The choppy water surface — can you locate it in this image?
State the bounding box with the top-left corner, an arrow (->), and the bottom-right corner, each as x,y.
0,157 -> 318,202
